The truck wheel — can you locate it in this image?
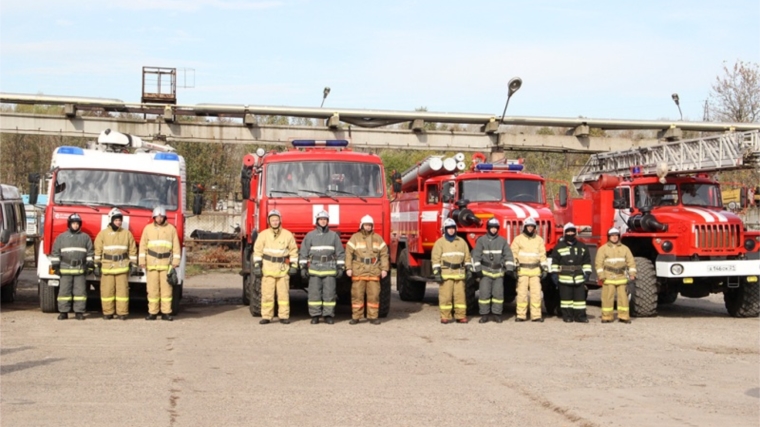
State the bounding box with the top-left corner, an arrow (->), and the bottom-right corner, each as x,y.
630,257 -> 657,317
503,277 -> 517,304
657,289 -> 678,305
242,275 -> 251,306
724,279 -> 760,317
541,278 -> 560,317
171,284 -> 183,315
465,275 -> 478,315
248,275 -> 262,317
39,280 -> 58,313
379,274 -> 391,318
396,249 -> 426,302
0,274 -> 18,303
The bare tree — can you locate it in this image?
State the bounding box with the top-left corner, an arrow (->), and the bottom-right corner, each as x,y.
709,60 -> 760,123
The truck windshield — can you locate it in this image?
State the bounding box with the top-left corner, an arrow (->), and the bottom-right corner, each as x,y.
680,183 -> 721,207
505,179 -> 544,203
634,183 -> 679,208
53,169 -> 179,210
459,179 -> 502,202
265,162 -> 384,198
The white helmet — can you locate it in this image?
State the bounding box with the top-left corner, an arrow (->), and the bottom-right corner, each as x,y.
442,218 -> 457,232
360,215 -> 374,228
108,208 -> 123,223
486,217 -> 500,229
152,206 -> 167,218
563,222 -> 577,233
608,227 -> 621,236
523,217 -> 537,228
268,209 -> 281,219
315,210 -> 329,223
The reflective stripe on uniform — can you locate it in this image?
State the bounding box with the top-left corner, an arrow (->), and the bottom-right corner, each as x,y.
308,269 -> 336,276
604,258 -> 626,264
102,296 -> 116,302
115,297 -> 129,302
454,304 -> 466,309
478,299 -> 491,304
104,245 -> 128,251
103,267 -> 129,274
482,270 -> 504,278
560,300 -> 572,308
310,246 -> 335,251
148,240 -> 173,248
492,298 -> 504,304
605,279 -> 628,285
73,296 -> 87,301
440,304 -> 453,310
441,252 -> 465,257
57,296 -> 73,301
61,247 -> 87,252
308,301 -> 323,306
573,302 -> 586,309
147,265 -> 171,271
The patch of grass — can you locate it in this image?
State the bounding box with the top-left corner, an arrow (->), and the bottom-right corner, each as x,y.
185,264 -> 205,277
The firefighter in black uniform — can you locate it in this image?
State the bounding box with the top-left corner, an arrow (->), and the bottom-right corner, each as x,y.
550,223 -> 592,323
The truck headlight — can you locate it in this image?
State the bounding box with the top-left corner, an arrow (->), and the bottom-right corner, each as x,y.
745,238 -> 757,251
670,264 -> 684,275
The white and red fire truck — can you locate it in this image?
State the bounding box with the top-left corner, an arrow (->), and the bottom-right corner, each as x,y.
35,130 -> 187,313
554,130 -> 760,317
239,140 -> 391,317
390,153 -> 562,313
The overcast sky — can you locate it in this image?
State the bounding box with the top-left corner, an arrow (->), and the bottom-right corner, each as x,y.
1,0 -> 758,121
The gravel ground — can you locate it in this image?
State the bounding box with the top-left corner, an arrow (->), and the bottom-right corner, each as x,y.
1,269 -> 758,427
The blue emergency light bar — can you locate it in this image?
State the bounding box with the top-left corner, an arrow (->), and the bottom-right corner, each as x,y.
632,166 -> 642,174
475,163 -> 524,171
57,146 -> 84,155
154,153 -> 180,161
291,140 -> 349,147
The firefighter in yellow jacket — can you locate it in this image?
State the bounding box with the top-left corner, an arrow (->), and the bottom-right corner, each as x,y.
431,218 -> 472,324
139,206 -> 181,321
510,217 -> 548,322
252,210 -> 298,325
94,208 -> 137,320
595,227 -> 636,323
345,215 -> 389,325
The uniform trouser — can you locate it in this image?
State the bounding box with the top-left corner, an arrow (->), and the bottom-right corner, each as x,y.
559,284 -> 587,321
147,270 -> 173,315
516,275 -> 542,320
58,274 -> 87,313
261,275 -> 290,320
351,279 -> 380,319
439,279 -> 466,320
478,275 -> 504,315
100,274 -> 130,316
601,283 -> 629,321
308,275 -> 336,317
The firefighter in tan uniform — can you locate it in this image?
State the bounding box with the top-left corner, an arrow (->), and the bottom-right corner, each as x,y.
139,206 -> 181,321
510,217 -> 548,322
595,227 -> 636,323
345,215 -> 389,325
252,210 -> 298,325
431,218 -> 472,324
94,208 -> 137,320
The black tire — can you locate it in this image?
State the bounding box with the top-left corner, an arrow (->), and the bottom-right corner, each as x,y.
242,275 -> 251,306
241,245 -> 252,306
657,289 -> 678,305
171,284 -> 182,315
630,257 -> 657,317
379,274 -> 391,318
248,275 -> 262,317
724,279 -> 760,317
503,277 -> 517,304
541,278 -> 560,317
396,249 -> 426,302
39,280 -> 58,313
1,274 -> 18,303
465,275 -> 478,315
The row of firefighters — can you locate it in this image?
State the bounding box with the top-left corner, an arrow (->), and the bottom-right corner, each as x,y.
50,207 -> 180,321
50,207 -> 637,324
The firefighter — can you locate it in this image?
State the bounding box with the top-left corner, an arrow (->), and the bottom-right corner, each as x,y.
510,217 -> 548,322
50,213 -> 94,320
432,218 -> 472,324
471,217 -> 514,323
299,210 -> 345,324
345,215 -> 389,325
252,210 -> 298,325
595,227 -> 636,323
94,208 -> 137,320
139,206 -> 181,321
550,223 -> 592,323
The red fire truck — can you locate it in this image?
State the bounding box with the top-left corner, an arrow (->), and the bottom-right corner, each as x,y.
390,153 -> 562,313
239,140 -> 391,317
34,130 -> 187,313
554,131 -> 760,317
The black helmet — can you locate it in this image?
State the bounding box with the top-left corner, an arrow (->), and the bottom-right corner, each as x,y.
67,213 -> 82,232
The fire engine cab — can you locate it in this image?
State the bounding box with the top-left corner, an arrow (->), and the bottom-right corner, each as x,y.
390,153 -> 562,313
555,131 -> 760,317
239,140 -> 391,317
35,130 -> 187,313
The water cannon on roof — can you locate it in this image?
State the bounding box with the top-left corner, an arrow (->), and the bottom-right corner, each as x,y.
90,129 -> 175,153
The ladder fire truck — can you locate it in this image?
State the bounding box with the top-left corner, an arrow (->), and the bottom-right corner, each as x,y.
34,130 -> 187,313
238,140 -> 392,317
554,130 -> 760,317
390,153 -> 562,313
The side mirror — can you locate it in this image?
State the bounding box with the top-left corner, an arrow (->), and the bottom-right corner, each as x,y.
28,173 -> 40,205
192,194 -> 204,215
740,187 -> 749,209
0,229 -> 11,245
455,199 -> 470,208
613,188 -> 629,209
558,185 -> 568,208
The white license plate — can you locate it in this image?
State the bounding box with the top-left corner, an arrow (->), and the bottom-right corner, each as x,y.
707,265 -> 736,273
48,280 -> 60,287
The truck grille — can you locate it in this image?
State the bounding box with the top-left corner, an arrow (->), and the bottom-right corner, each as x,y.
504,219 -> 552,243
694,224 -> 740,251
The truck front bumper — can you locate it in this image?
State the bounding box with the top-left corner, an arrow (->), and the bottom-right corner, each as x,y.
655,256 -> 760,278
